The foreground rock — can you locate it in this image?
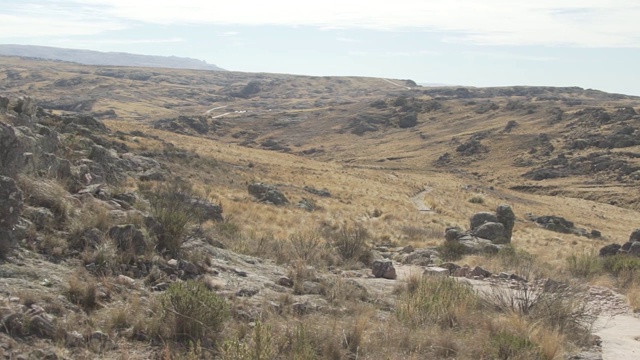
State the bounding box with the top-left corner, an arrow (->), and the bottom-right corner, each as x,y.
371,260 -> 397,279
600,228 -> 640,257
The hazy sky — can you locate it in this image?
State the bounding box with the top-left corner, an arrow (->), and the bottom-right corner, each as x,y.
2,0 -> 640,95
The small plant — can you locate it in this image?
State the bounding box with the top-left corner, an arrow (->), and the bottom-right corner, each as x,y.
468,195 -> 485,204
220,321 -> 276,360
490,331 -> 539,360
327,222 -> 372,264
437,240 -> 468,261
159,280 -> 229,345
143,179 -> 208,257
65,275 -> 97,313
566,251 -> 601,278
397,276 -> 479,328
289,230 -> 323,263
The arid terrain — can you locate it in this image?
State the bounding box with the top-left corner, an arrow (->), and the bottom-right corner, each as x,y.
1,55 -> 640,359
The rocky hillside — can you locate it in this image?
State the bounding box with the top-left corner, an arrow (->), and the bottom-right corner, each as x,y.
3,57 -> 640,359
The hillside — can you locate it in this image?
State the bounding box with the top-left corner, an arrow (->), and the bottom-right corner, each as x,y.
1,56 -> 640,359
0,45 -> 224,71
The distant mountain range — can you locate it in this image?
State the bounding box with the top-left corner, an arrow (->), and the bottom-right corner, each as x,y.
0,44 -> 225,71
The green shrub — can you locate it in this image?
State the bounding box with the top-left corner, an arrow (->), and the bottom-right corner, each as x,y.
468,195 -> 485,204
601,254 -> 640,277
160,280 -> 229,345
327,223 -> 372,264
397,276 -> 479,328
566,251 -> 601,278
144,179 -> 208,257
437,241 -> 468,261
220,321 -> 276,360
490,331 -> 540,360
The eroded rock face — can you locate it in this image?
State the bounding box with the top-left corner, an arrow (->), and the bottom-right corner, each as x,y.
0,122 -> 29,176
108,224 -> 147,255
0,176 -> 24,230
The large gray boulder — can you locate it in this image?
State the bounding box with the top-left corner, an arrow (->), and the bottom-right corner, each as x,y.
599,243 -> 621,257
496,204 -> 515,241
189,199 -> 224,222
629,229 -> 640,242
473,222 -> 506,244
470,212 -> 498,230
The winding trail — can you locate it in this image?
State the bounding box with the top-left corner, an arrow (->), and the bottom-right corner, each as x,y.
411,187 -> 433,212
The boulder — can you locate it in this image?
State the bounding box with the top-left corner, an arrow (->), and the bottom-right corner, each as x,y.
470,266 -> 492,278
599,243 -> 621,257
629,242 -> 640,257
371,260 -> 397,279
248,183 -> 289,205
496,204 -> 515,241
629,229 -> 640,243
108,224 -> 147,255
445,226 -> 465,242
470,212 -> 498,230
423,266 -> 450,277
534,215 -> 574,233
189,199 -> 224,222
472,222 -> 506,243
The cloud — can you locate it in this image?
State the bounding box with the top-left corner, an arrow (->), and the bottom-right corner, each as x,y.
50,37 -> 185,45
3,0 -> 640,47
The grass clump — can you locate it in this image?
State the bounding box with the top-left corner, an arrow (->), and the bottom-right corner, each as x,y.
325,222 -> 372,265
438,240 -> 468,261
566,251 -> 601,279
397,276 -> 479,328
490,331 -> 540,360
468,195 -> 485,204
143,178 -> 208,257
158,280 -> 229,345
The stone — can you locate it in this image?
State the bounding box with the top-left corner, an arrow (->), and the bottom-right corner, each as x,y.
590,229 -> 602,238
277,276 -> 294,287
423,266 -> 450,277
629,242 -> 640,256
470,212 -> 498,230
496,204 -> 515,241
248,183 -> 289,205
534,215 -> 574,233
189,198 -> 224,222
599,243 -> 621,257
472,222 -> 506,243
470,266 -> 492,278
108,224 -> 147,255
629,229 -> 640,242
371,260 -> 397,279
117,275 -> 135,287
439,262 -> 461,273
453,266 -> 470,277
445,226 -> 465,242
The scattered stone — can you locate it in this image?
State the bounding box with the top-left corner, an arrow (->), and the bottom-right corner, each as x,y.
276,276 -> 294,288
371,260 -> 397,279
470,266 -> 492,278
423,266 -> 450,277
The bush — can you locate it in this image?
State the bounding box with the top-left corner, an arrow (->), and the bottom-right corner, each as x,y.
397,276 -> 479,328
566,251 -> 601,278
159,280 -> 228,345
490,331 -> 540,360
438,241 -> 468,261
327,223 -> 372,264
144,179 -> 208,257
468,195 -> 485,204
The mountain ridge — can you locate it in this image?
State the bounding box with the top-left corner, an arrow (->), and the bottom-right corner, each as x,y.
0,44 -> 225,71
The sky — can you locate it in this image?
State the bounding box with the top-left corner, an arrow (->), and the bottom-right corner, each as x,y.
2,0 -> 640,95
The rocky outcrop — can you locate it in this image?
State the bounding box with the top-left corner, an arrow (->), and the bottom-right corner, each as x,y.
108,224 -> 147,255
600,228 -> 640,257
248,183 -> 289,205
528,214 -> 600,238
0,176 -> 24,254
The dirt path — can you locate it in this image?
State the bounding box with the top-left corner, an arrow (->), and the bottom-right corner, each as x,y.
411,188 -> 433,212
